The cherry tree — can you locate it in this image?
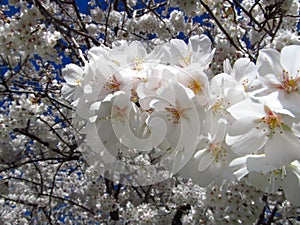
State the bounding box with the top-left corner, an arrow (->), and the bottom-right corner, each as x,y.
0,0 -> 299,224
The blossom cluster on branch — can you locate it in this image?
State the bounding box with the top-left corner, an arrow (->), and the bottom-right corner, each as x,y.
0,0 -> 300,224
64,33 -> 300,205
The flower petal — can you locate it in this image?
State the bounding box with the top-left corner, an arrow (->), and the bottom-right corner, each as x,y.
248,172 -> 280,193
281,45 -> 300,78
264,132 -> 300,168
232,58 -> 257,82
227,98 -> 265,120
257,48 -> 282,76
63,64 -> 83,85
227,116 -> 258,136
226,128 -> 267,154
282,163 -> 300,206
246,156 -> 277,173
197,150 -> 214,172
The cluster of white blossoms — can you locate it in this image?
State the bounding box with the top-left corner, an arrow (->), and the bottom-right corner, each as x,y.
1,0 -> 300,223
0,2 -> 61,65
63,34 -> 300,205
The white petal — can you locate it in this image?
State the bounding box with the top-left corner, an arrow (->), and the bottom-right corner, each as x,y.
63,64 -> 83,85
198,151 -> 214,172
210,73 -> 236,95
292,122 -> 300,137
223,59 -> 232,74
282,165 -> 300,206
170,119 -> 199,175
233,166 -> 249,180
170,39 -> 188,53
226,128 -> 267,154
61,84 -> 75,99
232,58 -> 257,82
189,35 -> 212,56
264,132 -> 300,168
261,73 -> 281,87
257,48 -> 282,76
229,155 -> 248,167
189,35 -> 214,66
246,156 -> 277,173
194,148 -> 206,159
257,92 -> 294,117
225,86 -> 245,104
147,43 -> 172,64
212,118 -> 227,143
88,45 -> 109,62
227,116 -> 258,136
169,39 -> 188,66
127,41 -> 147,62
90,101 -> 101,111
111,96 -> 153,152
248,172 -> 280,193
278,91 -> 300,114
227,98 -> 265,120
281,45 -> 300,78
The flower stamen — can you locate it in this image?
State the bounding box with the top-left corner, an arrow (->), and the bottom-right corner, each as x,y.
105,75 -> 121,93
180,51 -> 192,66
165,105 -> 185,124
260,106 -> 283,130
133,57 -> 143,71
188,79 -> 202,94
75,79 -> 81,85
272,166 -> 287,180
278,70 -> 300,94
208,143 -> 225,162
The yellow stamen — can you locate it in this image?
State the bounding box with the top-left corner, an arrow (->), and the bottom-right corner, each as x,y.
261,106 -> 283,130
165,105 -> 185,124
209,143 -> 225,162
105,75 -> 121,93
188,79 -> 202,94
277,70 -> 300,94
180,51 -> 192,66
133,57 -> 143,71
75,79 -> 81,85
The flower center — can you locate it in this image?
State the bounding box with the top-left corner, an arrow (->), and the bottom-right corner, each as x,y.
165,105 -> 185,124
105,75 -> 121,93
132,57 -> 143,71
180,51 -> 192,66
188,79 -> 202,94
269,166 -> 286,181
208,143 -> 225,162
211,98 -> 228,116
241,78 -> 249,92
279,70 -> 300,94
260,106 -> 283,130
75,79 -> 81,85
212,99 -> 223,113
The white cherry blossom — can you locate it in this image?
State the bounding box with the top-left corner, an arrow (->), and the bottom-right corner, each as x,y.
61,64 -> 84,100
256,45 -> 300,114
3,0 -> 300,223
180,117 -> 236,186
226,96 -> 300,168
149,82 -> 201,175
155,35 -> 215,68
176,64 -> 210,107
